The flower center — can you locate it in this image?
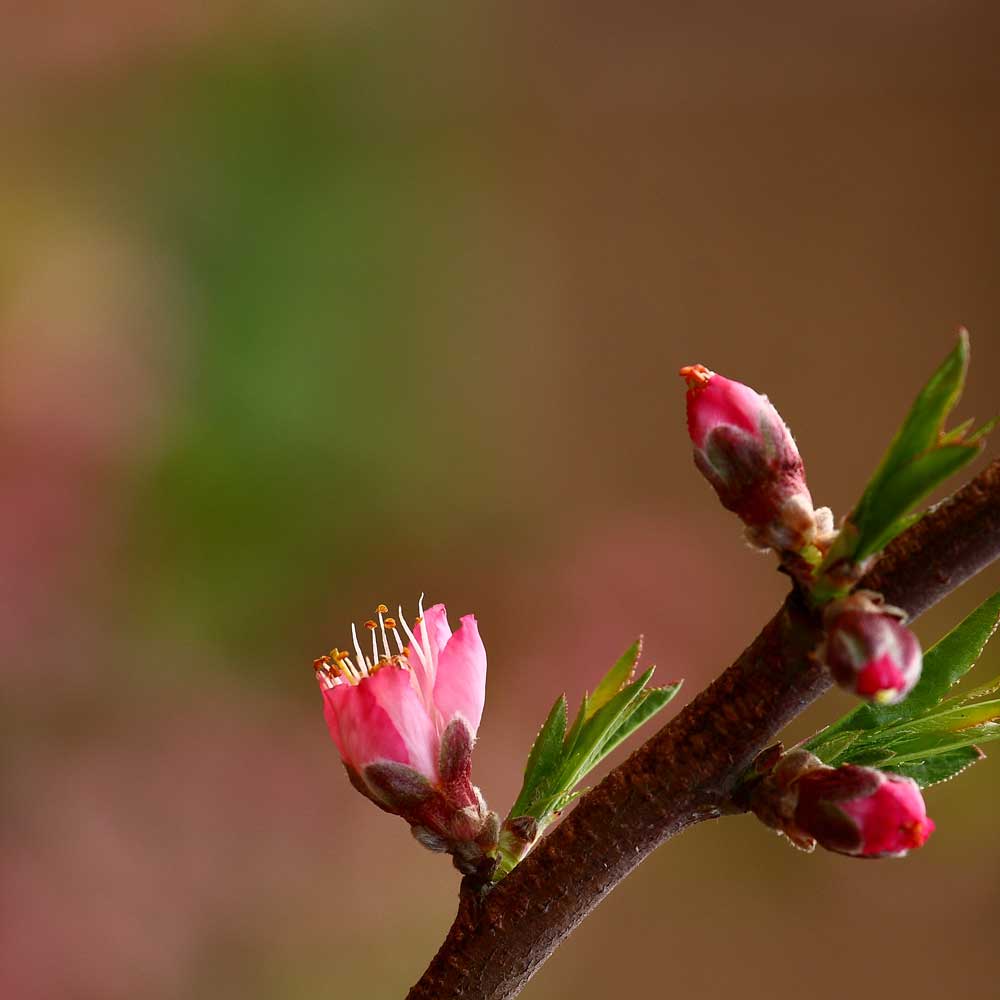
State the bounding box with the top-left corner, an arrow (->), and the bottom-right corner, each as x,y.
313,597 -> 434,690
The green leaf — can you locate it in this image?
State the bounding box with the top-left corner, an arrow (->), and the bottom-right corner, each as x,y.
884,746 -> 984,788
559,667 -> 657,790
540,672 -> 677,818
809,728 -> 864,765
506,641 -> 680,853
816,331 -> 993,574
562,639 -> 643,760
878,698 -> 1000,741
865,329 -> 969,489
944,672 -> 1000,706
837,746 -> 897,768
589,639 -> 642,717
854,444 -> 980,561
874,722 -> 1000,763
530,786 -> 587,822
509,694 -> 568,818
967,415 -> 1000,446
908,593 -> 1000,706
805,591 -> 1000,755
832,701 -> 1000,766
592,683 -> 681,763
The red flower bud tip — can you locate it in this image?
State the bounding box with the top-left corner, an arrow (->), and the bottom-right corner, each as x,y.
822,592 -> 922,705
679,364 -> 823,553
792,765 -> 935,858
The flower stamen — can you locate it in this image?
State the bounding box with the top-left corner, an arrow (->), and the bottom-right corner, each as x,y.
364,619 -> 380,666
351,622 -> 371,677
397,606 -> 427,668
377,605 -> 393,661
417,593 -> 434,668
679,363 -> 715,390
384,617 -> 406,654
315,598 -> 441,693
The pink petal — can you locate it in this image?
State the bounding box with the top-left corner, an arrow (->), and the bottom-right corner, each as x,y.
321,688 -> 348,759
322,680 -> 409,773
418,603 -> 453,661
686,374 -> 763,450
433,614 -> 487,736
409,603 -> 452,702
365,665 -> 440,781
841,775 -> 934,856
855,654 -> 907,698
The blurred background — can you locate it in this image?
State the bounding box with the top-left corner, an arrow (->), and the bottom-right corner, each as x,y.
2,3 -> 999,998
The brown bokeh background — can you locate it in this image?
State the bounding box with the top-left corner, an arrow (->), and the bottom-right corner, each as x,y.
2,4 -> 999,998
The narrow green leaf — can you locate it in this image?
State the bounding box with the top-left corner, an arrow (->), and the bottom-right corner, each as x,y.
509,694 -> 568,817
829,698 -> 1000,765
884,746 -> 984,788
967,415 -> 1000,445
588,639 -> 642,718
837,746 -> 896,768
809,728 -> 864,765
816,332 -> 993,575
562,697 -> 588,760
559,667 -> 656,792
946,673 -> 1000,706
561,640 -> 644,761
880,699 -> 1000,739
530,786 -> 587,822
874,722 -> 1000,763
854,444 -> 980,561
863,511 -> 923,554
591,683 -> 681,764
860,330 -> 968,499
939,417 -> 976,446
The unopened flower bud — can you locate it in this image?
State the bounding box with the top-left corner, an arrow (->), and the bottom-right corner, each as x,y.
750,752 -> 935,858
792,765 -> 935,858
822,591 -> 922,704
679,364 -> 822,553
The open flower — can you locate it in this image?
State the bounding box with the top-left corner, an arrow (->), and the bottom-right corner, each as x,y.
314,599 -> 497,873
679,364 -> 828,553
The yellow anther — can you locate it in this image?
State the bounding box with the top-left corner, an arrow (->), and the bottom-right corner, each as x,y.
376,603 -> 389,615
364,619 -> 378,630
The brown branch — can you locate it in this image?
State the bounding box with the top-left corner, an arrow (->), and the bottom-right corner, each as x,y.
407,459 -> 1000,1000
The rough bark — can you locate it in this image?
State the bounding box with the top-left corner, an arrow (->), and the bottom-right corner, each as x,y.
407,459 -> 1000,1000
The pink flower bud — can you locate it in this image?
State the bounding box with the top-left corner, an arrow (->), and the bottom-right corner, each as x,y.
680,364 -> 821,552
792,765 -> 935,858
749,750 -> 935,858
823,592 -> 922,704
314,599 -> 498,874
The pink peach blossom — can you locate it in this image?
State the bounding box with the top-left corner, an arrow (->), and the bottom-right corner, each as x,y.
315,600 -> 496,873
318,601 -> 486,780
